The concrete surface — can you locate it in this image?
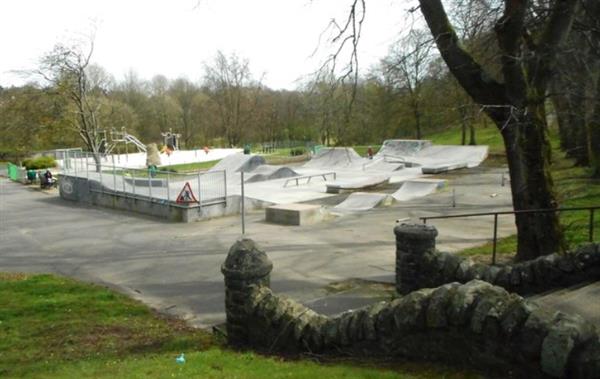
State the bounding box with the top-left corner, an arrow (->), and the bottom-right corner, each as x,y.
0,165 -> 522,329
265,203 -> 323,225
333,192 -> 392,212
391,179 -> 446,202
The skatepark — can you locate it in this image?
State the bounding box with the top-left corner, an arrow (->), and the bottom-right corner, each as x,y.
5,139 -> 599,332
2,139 -> 526,328
56,140 -> 489,222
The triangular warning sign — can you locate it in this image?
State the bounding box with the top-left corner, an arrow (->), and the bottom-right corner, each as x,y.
176,182 -> 199,204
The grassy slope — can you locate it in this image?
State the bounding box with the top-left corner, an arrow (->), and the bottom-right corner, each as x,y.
428,125 -> 600,259
0,273 -> 479,379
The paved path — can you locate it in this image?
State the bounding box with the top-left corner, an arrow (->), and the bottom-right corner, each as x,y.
2,166 -> 568,329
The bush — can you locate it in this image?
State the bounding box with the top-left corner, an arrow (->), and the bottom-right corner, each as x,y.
22,156 -> 57,170
290,147 -> 306,156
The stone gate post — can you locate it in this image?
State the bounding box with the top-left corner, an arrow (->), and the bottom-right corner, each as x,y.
395,223 -> 438,295
221,238 -> 272,346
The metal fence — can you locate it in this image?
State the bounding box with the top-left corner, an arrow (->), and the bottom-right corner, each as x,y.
421,206 -> 600,264
61,150 -> 227,207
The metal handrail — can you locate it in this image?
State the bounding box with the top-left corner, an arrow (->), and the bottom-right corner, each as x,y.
283,172 -> 336,187
420,206 -> 599,264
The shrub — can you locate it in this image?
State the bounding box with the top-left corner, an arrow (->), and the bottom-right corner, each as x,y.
290,147 -> 306,156
22,156 -> 57,170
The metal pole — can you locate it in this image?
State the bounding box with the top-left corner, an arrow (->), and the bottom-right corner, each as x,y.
492,213 -> 498,265
148,173 -> 152,200
132,170 -> 136,196
223,170 -> 227,203
241,171 -> 245,235
197,172 -> 202,208
452,188 -> 456,208
167,172 -> 170,202
590,209 -> 595,242
99,162 -> 103,193
112,155 -> 116,192
501,173 -> 505,187
122,168 -> 126,192
86,152 -> 89,180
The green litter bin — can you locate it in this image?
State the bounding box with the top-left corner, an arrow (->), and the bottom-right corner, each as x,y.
27,169 -> 37,183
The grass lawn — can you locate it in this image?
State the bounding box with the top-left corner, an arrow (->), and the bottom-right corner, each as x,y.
0,273 -> 482,379
439,125 -> 600,261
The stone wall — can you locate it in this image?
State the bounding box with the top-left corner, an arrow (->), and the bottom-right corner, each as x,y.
222,238 -> 600,378
395,223 -> 600,296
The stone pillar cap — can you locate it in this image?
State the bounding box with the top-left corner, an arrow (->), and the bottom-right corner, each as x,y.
394,223 -> 438,239
221,238 -> 273,279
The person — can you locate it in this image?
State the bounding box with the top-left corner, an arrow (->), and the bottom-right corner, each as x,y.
148,165 -> 158,178
41,169 -> 56,188
203,146 -> 210,155
44,169 -> 54,182
367,146 -> 374,160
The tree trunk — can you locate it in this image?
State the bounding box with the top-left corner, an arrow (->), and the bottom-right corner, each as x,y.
468,123 -> 476,145
501,108 -> 564,261
419,0 -> 575,260
590,83 -> 600,177
459,106 -> 467,145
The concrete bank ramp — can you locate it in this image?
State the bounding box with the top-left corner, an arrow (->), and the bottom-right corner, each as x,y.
245,165 -> 299,183
333,192 -> 392,212
391,179 -> 446,201
209,153 -> 266,174
376,139 -> 488,172
303,147 -> 365,169
326,175 -> 390,194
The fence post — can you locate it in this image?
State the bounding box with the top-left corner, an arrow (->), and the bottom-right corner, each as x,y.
223,170 -> 227,204
167,172 -> 170,202
73,150 -> 78,177
197,171 -> 202,208
148,172 -> 152,200
452,188 -> 456,208
132,170 -> 136,196
99,162 -> 103,193
492,213 -> 498,265
112,155 -> 116,192
86,152 -> 89,180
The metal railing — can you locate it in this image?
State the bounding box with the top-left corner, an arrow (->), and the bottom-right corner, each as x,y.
61,150 -> 227,207
283,172 -> 336,187
420,206 -> 600,264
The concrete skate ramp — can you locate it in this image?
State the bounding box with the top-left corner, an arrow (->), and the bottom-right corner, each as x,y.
245,165 -> 299,183
209,153 -> 266,174
391,179 -> 446,201
303,147 -> 365,169
361,157 -> 405,172
333,192 -> 392,211
375,139 -> 488,172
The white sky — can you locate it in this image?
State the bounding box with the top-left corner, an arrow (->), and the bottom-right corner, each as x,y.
0,0 -> 417,90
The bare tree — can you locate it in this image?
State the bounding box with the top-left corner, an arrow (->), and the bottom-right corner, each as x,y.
37,39 -> 107,171
419,0 -> 578,260
203,51 -> 261,147
383,29 -> 435,139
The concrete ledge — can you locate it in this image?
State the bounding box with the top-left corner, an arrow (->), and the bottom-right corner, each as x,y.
326,175 -> 390,194
265,203 -> 322,225
421,162 -> 468,174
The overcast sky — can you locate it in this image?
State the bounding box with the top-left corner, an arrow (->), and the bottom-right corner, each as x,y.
0,0 -> 418,90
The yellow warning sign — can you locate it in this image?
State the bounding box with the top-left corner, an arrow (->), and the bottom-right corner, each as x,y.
176,182 -> 199,204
